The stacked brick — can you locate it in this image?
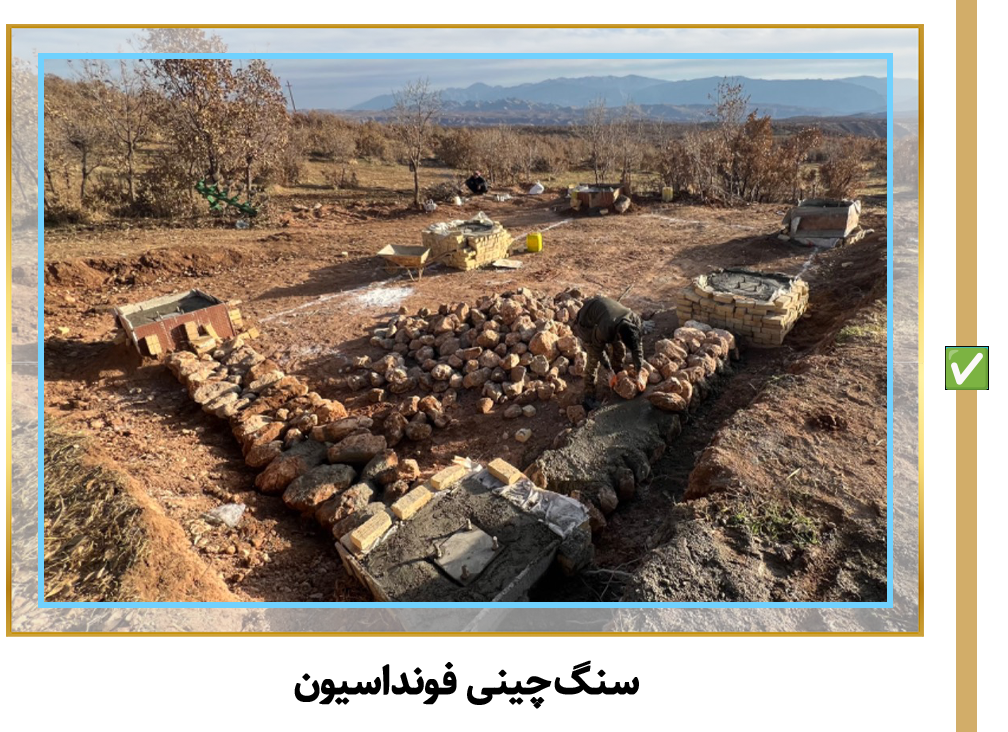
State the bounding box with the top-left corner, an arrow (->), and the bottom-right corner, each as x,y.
421,215 -> 512,271
164,335 -> 445,561
676,273 -> 809,347
340,287 -> 593,437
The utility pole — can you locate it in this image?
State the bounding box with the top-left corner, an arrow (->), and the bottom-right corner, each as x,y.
286,80 -> 297,112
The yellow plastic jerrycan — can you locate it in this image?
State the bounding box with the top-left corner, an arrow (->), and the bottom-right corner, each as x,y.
662,186 -> 674,202
527,232 -> 543,253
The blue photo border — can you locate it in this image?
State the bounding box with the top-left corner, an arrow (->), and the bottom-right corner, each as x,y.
36,51 -> 896,610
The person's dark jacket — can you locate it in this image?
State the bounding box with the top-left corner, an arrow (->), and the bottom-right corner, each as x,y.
574,295 -> 646,373
464,174 -> 488,195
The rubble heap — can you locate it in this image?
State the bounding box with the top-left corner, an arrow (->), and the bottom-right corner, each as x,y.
339,287 -> 593,433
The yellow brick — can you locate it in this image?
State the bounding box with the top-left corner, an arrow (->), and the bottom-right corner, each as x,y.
488,458 -> 524,485
183,321 -> 200,341
391,486 -> 432,520
430,464 -> 468,490
228,308 -> 243,328
202,323 -> 219,339
143,334 -> 162,356
349,511 -> 392,552
191,335 -> 217,355
246,327 -> 260,339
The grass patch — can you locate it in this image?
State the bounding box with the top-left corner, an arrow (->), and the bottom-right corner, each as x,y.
727,495 -> 820,547
836,313 -> 887,344
43,425 -> 149,602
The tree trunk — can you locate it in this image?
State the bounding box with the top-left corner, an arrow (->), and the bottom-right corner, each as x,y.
245,159 -> 253,196
79,147 -> 88,204
126,141 -> 136,203
412,161 -> 420,207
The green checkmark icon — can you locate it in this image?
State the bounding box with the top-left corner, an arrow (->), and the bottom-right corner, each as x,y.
946,347 -> 989,390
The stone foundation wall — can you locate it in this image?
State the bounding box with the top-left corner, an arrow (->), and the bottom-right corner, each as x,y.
677,273 -> 808,347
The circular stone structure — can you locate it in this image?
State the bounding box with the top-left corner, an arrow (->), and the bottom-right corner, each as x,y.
677,268 -> 809,346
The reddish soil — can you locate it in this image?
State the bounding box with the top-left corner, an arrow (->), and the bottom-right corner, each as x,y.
41,189 -> 888,602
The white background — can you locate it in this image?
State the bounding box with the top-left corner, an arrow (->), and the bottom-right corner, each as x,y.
2,3 -> 987,729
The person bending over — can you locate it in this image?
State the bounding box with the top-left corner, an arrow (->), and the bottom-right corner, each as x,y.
573,294 -> 650,410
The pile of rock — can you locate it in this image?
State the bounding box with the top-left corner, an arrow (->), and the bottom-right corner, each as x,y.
641,322 -> 738,411
165,337 -> 434,554
339,287 -> 592,433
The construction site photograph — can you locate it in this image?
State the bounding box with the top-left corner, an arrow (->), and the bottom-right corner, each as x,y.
33,45 -> 914,608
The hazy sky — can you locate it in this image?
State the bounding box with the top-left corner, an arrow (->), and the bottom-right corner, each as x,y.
24,26 -> 914,109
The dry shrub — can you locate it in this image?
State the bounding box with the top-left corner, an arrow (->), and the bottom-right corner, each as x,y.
820,135 -> 868,198
43,426 -> 149,602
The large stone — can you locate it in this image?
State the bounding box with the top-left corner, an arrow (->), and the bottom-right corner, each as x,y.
557,335 -> 580,359
360,449 -> 399,486
314,399 -> 349,424
529,331 -> 559,360
404,421 -> 433,441
648,391 -> 688,412
529,354 -> 550,377
192,380 -> 240,405
315,482 -> 376,530
283,464 -> 357,514
245,440 -> 283,469
566,405 -> 587,424
328,433 -> 388,466
613,374 -> 638,400
398,458 -> 421,482
329,502 -> 389,541
383,411 -> 408,447
311,416 -> 374,442
255,440 -> 328,495
243,420 -> 285,451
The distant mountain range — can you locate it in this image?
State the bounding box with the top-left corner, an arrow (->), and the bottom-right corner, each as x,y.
345,74 -> 918,120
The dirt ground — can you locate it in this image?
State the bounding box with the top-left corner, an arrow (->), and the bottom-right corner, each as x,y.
39,186 -> 889,603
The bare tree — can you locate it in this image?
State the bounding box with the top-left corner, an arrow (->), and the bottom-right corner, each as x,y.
73,59 -> 157,204
615,100 -> 647,192
11,57 -> 38,216
44,74 -> 110,206
391,78 -> 442,207
149,59 -> 236,183
135,27 -> 227,54
577,97 -> 617,184
231,60 -> 290,193
708,77 -> 751,200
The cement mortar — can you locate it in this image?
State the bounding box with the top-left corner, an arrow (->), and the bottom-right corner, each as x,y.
531,399 -> 678,502
122,292 -> 218,327
706,269 -> 793,303
360,477 -> 559,602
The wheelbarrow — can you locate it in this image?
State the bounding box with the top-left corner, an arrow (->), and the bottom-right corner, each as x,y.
377,244 -> 432,280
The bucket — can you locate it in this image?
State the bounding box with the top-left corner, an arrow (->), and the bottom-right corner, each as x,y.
662,186 -> 674,202
526,232 -> 543,253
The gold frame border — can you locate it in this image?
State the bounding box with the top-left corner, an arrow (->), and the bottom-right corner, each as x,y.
7,23 -> 928,640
